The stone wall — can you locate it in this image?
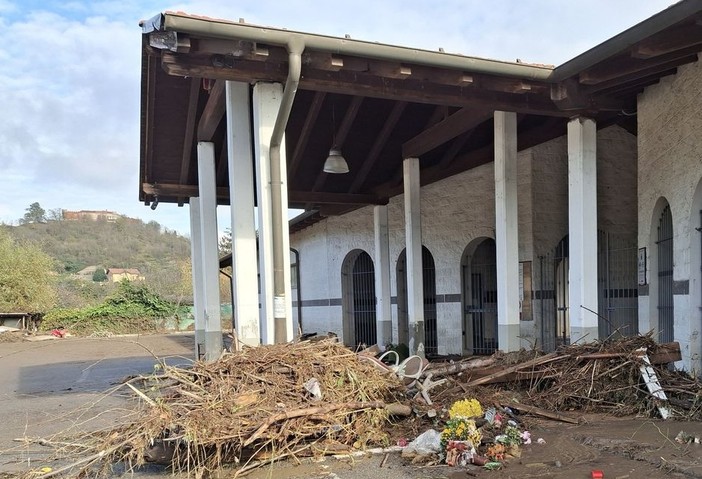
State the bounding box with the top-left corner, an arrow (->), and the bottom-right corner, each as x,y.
637,56 -> 702,371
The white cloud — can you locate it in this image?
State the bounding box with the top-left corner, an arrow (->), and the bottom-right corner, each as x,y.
0,0 -> 678,234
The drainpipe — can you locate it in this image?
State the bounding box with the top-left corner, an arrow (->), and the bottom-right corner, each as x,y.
270,39 -> 304,343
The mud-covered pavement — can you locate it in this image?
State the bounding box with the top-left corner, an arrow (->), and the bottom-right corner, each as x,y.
1,334 -> 702,478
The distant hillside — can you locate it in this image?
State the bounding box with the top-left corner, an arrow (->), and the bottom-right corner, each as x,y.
2,217 -> 191,275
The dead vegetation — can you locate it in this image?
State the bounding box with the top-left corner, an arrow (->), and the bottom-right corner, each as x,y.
24,339 -> 406,478
16,333 -> 702,478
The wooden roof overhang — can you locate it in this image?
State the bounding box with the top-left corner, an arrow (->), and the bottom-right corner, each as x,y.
139,1 -> 702,224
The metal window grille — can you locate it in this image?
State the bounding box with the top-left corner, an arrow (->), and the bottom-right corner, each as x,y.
464,239 -> 498,355
597,231 -> 639,339
657,205 -> 674,343
352,252 -> 377,347
423,247 -> 438,356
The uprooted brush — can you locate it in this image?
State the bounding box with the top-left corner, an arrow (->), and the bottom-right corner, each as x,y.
25,339 -> 408,478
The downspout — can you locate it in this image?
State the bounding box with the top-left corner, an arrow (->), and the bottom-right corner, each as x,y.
270,39 -> 304,343
291,248 -> 303,334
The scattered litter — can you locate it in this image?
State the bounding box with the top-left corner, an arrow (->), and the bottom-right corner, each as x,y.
675,430 -> 701,444
404,429 -> 442,455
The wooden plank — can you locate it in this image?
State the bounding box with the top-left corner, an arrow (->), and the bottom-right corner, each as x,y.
462,352 -> 561,387
636,347 -> 670,420
501,402 -> 579,424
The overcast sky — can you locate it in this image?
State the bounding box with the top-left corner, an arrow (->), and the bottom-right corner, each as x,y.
0,0 -> 677,236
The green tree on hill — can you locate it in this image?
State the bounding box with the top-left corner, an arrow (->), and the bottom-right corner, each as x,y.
20,202 -> 47,225
0,230 -> 56,312
92,267 -> 108,282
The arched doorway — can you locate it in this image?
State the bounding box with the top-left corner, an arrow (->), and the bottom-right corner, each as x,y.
396,246 -> 437,355
657,204 -> 674,343
690,179 -> 702,371
461,238 -> 498,355
341,250 -> 377,348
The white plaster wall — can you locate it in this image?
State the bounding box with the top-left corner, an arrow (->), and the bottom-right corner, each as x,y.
637,57 -> 702,371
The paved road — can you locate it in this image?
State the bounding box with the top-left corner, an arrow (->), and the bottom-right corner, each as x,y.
0,334 -> 195,475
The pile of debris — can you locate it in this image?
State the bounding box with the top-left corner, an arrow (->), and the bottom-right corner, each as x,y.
19,333 -> 702,477
427,333 -> 701,422
32,339 -> 407,478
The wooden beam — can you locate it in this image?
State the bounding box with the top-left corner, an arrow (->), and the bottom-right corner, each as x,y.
143,182 -> 227,199
160,53 -> 568,116
288,91 -> 326,179
349,101 -> 406,193
631,23 -> 702,59
177,78 -> 201,205
436,129 -> 474,170
402,107 -> 493,158
197,79 -> 226,141
584,57 -> 694,94
579,45 -> 702,85
289,191 -> 388,205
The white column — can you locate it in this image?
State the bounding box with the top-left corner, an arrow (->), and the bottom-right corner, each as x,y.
253,82 -> 283,344
226,81 -> 260,347
374,204 -> 392,346
494,110 -> 521,352
189,197 -> 205,360
568,116 -> 599,342
197,142 -> 223,360
403,157 -> 425,357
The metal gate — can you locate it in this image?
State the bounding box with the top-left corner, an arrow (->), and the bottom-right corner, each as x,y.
396,246 -> 438,355
597,231 -> 639,339
657,205 -> 674,343
536,233 -> 638,352
464,239 -> 498,355
422,247 -> 438,356
352,251 -> 377,347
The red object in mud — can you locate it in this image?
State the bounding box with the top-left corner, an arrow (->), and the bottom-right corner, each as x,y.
591,471 -> 603,479
51,329 -> 66,338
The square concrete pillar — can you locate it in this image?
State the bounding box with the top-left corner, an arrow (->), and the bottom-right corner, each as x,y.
494,110 -> 521,352
567,117 -> 599,343
374,204 -> 392,346
226,81 -> 260,347
403,157 -> 425,357
197,142 -> 223,360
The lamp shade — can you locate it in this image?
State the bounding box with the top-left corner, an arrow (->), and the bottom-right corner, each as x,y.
323,149 -> 349,174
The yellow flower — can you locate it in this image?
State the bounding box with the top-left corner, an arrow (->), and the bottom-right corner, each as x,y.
448,398 -> 483,419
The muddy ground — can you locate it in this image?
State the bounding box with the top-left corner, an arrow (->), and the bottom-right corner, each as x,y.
1,333 -> 702,478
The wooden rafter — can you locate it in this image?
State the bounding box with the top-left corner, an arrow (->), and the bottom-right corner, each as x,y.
402,107 -> 493,158
579,44 -> 702,85
631,23 -> 702,59
349,101 -> 407,193
288,91 -> 326,179
197,79 -> 226,141
177,78 -> 201,205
